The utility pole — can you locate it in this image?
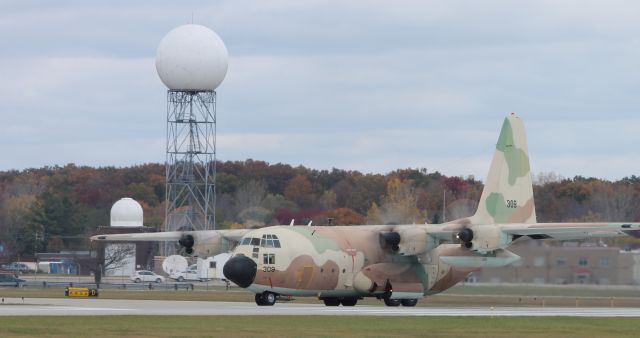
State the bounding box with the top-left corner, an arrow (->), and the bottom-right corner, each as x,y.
442,190 -> 446,223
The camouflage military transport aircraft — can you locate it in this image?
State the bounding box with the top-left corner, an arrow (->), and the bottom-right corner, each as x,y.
92,114 -> 640,307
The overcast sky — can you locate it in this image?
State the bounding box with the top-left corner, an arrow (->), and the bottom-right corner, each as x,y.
1,0 -> 639,180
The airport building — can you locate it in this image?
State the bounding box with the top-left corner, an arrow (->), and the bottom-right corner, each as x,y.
93,198 -> 157,276
472,240 -> 639,285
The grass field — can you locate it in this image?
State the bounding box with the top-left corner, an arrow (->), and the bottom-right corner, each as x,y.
1,285 -> 639,337
0,316 -> 639,338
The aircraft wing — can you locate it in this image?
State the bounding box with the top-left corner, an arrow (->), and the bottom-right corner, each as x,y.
91,231 -> 185,242
425,222 -> 640,254
90,229 -> 250,242
91,229 -> 251,256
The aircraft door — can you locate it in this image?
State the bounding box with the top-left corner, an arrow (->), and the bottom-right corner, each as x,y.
425,264 -> 438,290
344,271 -> 354,287
344,248 -> 356,287
295,266 -> 314,289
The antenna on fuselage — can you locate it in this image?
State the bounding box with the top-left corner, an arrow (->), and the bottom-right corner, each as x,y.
289,219 -> 295,226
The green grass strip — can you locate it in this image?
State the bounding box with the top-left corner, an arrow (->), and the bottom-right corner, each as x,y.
0,316 -> 639,338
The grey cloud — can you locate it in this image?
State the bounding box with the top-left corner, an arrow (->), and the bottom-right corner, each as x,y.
1,0 -> 639,179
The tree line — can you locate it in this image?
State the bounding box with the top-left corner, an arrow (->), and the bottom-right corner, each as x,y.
1,161 -> 639,258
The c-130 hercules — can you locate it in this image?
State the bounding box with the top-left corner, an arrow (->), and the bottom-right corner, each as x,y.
93,114 -> 640,307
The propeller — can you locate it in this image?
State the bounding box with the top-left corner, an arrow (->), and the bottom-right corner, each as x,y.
178,234 -> 195,255
456,227 -> 474,249
381,232 -> 401,252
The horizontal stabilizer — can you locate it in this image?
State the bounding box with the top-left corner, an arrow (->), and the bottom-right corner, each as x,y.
502,222 -> 640,240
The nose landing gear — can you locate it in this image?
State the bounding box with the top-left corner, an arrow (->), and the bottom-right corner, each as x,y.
255,291 -> 277,306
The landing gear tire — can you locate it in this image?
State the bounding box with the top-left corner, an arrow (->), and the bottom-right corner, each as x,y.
340,297 -> 358,306
401,298 -> 418,307
323,298 -> 341,306
383,298 -> 401,307
134,278 -> 141,283
257,292 -> 276,306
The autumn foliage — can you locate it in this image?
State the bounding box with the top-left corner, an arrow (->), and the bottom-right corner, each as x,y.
1,161 -> 640,258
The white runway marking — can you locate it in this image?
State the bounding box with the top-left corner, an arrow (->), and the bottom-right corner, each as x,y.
1,298 -> 640,317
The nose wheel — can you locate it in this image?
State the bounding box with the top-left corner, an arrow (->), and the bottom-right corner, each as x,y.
255,292 -> 277,306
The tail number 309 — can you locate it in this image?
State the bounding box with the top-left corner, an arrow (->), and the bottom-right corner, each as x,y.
262,266 -> 275,272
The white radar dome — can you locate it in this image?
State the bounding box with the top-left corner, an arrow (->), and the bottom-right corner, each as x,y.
110,197 -> 143,227
155,24 -> 229,91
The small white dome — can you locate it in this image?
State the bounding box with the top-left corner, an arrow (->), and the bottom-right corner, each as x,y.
155,24 -> 229,91
110,198 -> 143,227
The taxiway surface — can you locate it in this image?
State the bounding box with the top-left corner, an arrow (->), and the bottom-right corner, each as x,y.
1,298 -> 639,317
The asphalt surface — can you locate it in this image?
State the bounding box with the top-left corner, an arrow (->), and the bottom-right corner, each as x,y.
1,298 -> 640,317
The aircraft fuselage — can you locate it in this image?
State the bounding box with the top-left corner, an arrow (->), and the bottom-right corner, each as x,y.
224,225 -> 472,304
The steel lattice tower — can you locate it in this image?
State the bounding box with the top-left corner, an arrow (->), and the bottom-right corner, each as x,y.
165,90 -> 216,232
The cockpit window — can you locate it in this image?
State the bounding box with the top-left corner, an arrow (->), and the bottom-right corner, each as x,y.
260,234 -> 281,248
250,238 -> 260,246
240,238 -> 251,245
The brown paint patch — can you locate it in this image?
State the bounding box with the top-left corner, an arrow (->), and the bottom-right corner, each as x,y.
438,245 -> 475,257
429,267 -> 473,293
444,218 -> 472,226
313,227 -> 387,264
392,282 -> 424,293
359,263 -> 422,294
507,198 -> 535,223
255,255 -> 339,291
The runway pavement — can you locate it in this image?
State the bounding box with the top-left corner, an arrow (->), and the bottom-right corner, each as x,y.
1,298 -> 640,316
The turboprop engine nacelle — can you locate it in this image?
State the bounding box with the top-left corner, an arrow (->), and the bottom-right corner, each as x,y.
457,224 -> 511,253
381,227 -> 432,256
181,231 -> 227,257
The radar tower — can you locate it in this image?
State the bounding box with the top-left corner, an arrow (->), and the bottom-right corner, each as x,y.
155,24 -> 228,233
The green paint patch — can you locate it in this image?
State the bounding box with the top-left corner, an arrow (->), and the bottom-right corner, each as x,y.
0,316 -> 638,338
495,117 -> 530,185
288,227 -> 341,254
496,118 -> 514,153
410,262 -> 429,289
485,193 -> 512,223
505,147 -> 530,185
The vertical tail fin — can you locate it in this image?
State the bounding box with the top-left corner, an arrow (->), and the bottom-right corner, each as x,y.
469,114 -> 536,224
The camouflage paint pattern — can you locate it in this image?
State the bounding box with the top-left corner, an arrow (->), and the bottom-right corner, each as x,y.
92,114 -> 640,303
452,114 -> 537,226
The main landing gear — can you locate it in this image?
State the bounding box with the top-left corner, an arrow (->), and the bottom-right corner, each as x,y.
255,292 -> 277,306
321,297 -> 359,306
383,297 -> 418,307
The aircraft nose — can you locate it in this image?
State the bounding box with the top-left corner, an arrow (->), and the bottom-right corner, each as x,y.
223,254 -> 257,288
